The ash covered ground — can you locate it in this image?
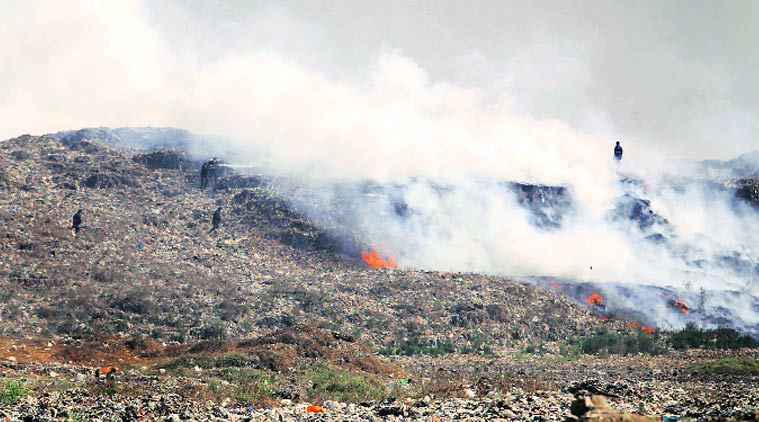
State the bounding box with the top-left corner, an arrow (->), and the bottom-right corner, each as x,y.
0,128 -> 758,421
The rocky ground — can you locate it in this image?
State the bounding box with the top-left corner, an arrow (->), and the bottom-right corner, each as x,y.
0,133 -> 758,420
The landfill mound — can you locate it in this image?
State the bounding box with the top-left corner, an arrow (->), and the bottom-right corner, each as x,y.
0,134 -> 601,348
1,133 -> 759,420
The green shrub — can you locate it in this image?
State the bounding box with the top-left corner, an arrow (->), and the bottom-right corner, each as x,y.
378,336 -> 456,356
689,357 -> 759,376
378,329 -> 493,357
0,380 -> 28,405
302,364 -> 385,403
575,331 -> 664,356
215,353 -> 251,368
233,392 -> 254,405
670,323 -> 759,350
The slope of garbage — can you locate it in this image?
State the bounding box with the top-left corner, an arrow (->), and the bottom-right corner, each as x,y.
1,131 -> 759,421
0,133 -> 602,347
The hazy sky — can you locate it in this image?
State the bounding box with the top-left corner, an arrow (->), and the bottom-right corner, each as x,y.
2,0 -> 758,160
149,0 -> 759,159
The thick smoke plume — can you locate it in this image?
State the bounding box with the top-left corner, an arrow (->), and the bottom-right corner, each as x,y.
2,1 -> 758,331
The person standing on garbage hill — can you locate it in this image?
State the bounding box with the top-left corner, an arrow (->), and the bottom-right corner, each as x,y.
211,206 -> 222,231
614,141 -> 623,163
207,158 -> 221,188
72,209 -> 82,233
200,161 -> 210,190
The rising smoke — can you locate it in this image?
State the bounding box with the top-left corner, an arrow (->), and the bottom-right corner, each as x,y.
2,0 -> 758,331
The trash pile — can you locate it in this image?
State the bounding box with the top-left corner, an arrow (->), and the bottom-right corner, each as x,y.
0,134 -> 602,349
2,132 -> 759,420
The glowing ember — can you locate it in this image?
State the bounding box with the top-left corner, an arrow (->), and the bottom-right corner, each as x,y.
599,317 -> 610,322
361,248 -> 396,269
583,292 -> 604,306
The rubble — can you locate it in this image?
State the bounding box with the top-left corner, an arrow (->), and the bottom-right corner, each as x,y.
132,149 -> 191,171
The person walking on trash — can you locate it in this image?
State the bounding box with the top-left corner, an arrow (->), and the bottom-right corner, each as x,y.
614,141 -> 623,163
72,209 -> 83,234
200,162 -> 210,190
211,206 -> 222,232
208,158 -> 221,187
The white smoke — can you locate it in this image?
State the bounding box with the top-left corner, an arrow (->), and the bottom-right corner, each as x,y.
2,0 -> 758,331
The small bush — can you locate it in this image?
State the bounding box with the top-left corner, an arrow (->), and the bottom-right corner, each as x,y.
233,392 -> 254,405
197,320 -> 227,340
458,331 -> 493,355
0,380 -> 28,405
378,336 -> 456,356
302,363 -> 385,403
110,289 -> 157,315
378,328 -> 494,357
215,353 -> 251,368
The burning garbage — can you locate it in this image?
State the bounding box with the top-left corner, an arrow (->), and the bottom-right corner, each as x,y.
667,299 -> 689,314
583,292 -> 604,306
306,405 -> 324,413
361,247 -> 396,269
627,321 -> 657,335
640,326 -> 656,335
660,291 -> 689,314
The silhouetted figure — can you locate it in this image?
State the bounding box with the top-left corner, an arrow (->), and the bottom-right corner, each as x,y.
211,206 -> 222,231
207,158 -> 221,187
200,162 -> 209,190
614,141 -> 623,162
72,209 -> 82,233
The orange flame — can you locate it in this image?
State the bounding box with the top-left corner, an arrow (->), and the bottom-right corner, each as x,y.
306,405 -> 324,413
640,326 -> 656,335
599,317 -> 610,322
583,292 -> 604,306
548,281 -> 562,289
361,248 -> 396,269
627,321 -> 657,335
668,299 -> 689,314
